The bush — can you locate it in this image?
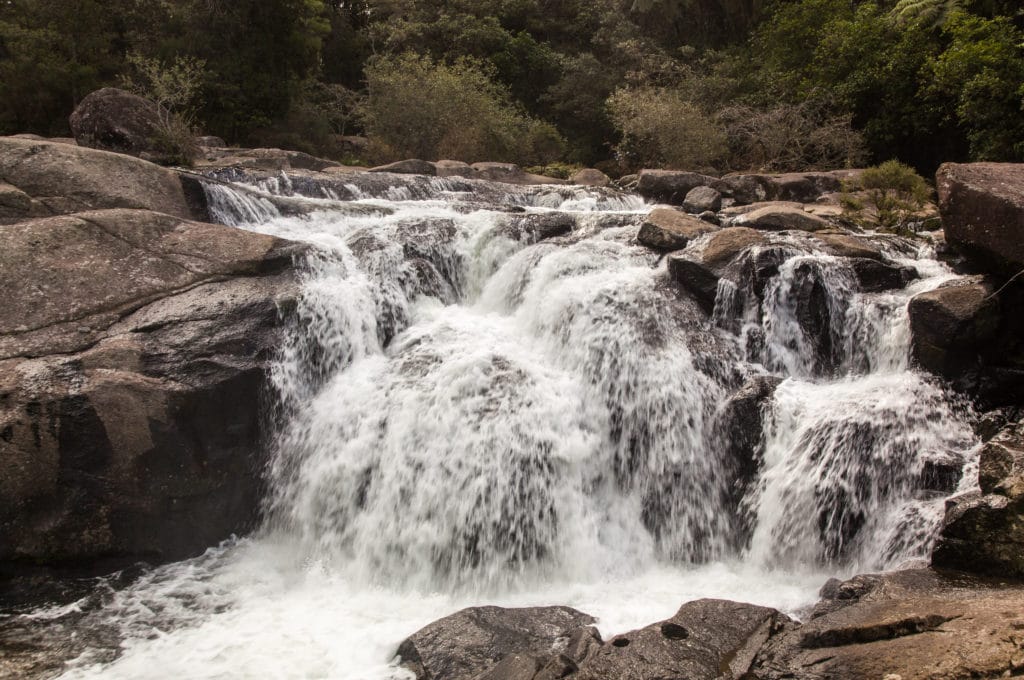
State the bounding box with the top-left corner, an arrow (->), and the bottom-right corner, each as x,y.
843,160 -> 932,232
361,53 -> 564,165
121,54 -> 207,166
607,86 -> 728,172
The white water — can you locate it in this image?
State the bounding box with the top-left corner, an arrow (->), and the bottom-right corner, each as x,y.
37,176 -> 978,679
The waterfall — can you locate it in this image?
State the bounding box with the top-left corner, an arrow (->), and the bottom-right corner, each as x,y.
37,174 -> 978,679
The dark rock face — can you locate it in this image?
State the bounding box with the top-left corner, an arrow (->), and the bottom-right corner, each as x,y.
0,137 -> 192,221
396,605 -> 599,680
573,599 -> 788,680
369,159 -> 437,175
908,276 -> 1000,378
637,208 -> 718,251
635,170 -> 717,205
937,162 -> 1024,274
932,418 -> 1024,578
701,227 -> 767,269
0,209 -> 304,568
667,256 -> 720,314
69,88 -> 183,165
751,569 -> 1024,680
848,258 -> 917,293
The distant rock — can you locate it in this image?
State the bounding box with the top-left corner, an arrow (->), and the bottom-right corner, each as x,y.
716,170 -> 861,205
435,160 -> 476,178
471,162 -> 567,185
735,204 -> 832,232
570,168 -> 611,187
0,136 -> 192,220
638,207 -> 718,251
397,605 -> 599,680
369,158 -> 437,175
194,135 -> 226,147
635,170 -> 718,205
0,208 -> 304,567
937,162 -> 1024,274
682,185 -> 722,213
573,599 -> 787,680
197,147 -> 341,172
69,87 -> 187,165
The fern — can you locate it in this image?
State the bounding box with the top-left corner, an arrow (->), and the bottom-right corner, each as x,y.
891,0 -> 963,28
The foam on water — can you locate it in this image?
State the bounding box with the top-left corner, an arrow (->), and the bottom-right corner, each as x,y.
18,174 -> 978,679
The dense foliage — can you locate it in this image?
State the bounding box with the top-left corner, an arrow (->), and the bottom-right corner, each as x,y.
1,0 -> 1021,173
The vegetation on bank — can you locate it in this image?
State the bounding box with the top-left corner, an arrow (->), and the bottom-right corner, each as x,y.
1,0 -> 1021,174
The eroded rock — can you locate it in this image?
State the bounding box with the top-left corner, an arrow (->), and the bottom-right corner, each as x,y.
638,208 -> 718,251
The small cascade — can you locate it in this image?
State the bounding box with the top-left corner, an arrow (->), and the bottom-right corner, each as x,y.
202,181 -> 280,226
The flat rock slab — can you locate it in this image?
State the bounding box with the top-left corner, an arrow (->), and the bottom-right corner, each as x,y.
0,136 -> 191,219
751,569 -> 1024,680
638,207 -> 719,250
734,204 -> 832,232
937,162 -> 1024,274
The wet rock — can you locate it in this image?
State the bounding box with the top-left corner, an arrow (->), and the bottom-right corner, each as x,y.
635,169 -> 718,205
909,276 -> 1000,377
811,232 -> 882,260
937,162 -> 1024,274
0,209 -> 304,567
370,159 -> 437,176
396,605 -> 598,680
506,213 -> 576,243
752,569 -> 1024,680
979,419 -> 1024,499
68,87 -> 186,165
682,185 -> 722,213
735,204 -> 832,232
0,136 -> 192,220
570,168 -> 611,187
667,256 -> 720,314
919,452 -> 964,493
637,207 -> 718,251
699,227 -> 767,270
697,210 -> 720,225
849,258 -> 918,293
573,599 -> 788,680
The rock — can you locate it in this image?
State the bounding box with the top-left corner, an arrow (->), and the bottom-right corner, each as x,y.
811,233 -> 882,260
194,135 -> 226,147
0,136 -> 192,220
849,258 -> 918,293
933,418 -> 1024,578
570,168 -> 610,187
470,162 -> 567,185
505,213 -> 576,243
697,210 -> 720,225
573,599 -> 788,680
635,170 -> 718,205
715,174 -> 771,205
909,276 -> 1000,376
69,87 -> 191,165
0,209 -> 304,567
682,186 -> 722,213
196,147 -> 340,172
0,180 -> 48,224
752,569 -> 1024,680
701,227 -> 766,269
435,160 -> 477,178
668,256 -> 720,314
637,207 -> 718,251
396,605 -> 598,680
735,204 -> 832,232
937,162 -> 1024,274
370,159 -> 437,176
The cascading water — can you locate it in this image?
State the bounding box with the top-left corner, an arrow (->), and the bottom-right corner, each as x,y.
16,172 -> 979,679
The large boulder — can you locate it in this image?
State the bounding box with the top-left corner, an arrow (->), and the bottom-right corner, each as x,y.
638,207 -> 718,251
396,606 -> 599,680
69,87 -> 185,165
0,136 -> 192,221
700,227 -> 767,269
682,185 -> 722,213
937,162 -> 1024,274
573,599 -> 788,680
752,569 -> 1024,679
908,276 -> 1000,377
0,209 -> 304,568
635,170 -> 718,205
570,168 -> 611,187
932,418 -> 1024,577
369,159 -> 437,176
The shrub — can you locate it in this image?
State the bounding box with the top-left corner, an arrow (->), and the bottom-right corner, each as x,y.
121,54 -> 207,166
607,86 -> 728,172
843,160 -> 932,232
361,53 -> 564,165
